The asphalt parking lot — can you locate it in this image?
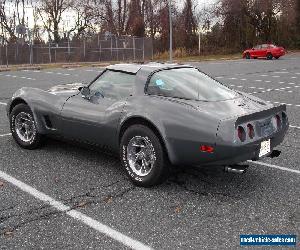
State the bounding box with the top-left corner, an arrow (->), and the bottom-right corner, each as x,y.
0,54 -> 299,249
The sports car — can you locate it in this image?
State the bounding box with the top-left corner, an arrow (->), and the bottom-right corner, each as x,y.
6,63 -> 289,187
243,44 -> 285,60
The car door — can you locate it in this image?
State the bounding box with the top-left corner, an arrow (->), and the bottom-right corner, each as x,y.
251,45 -> 260,57
260,44 -> 268,57
59,70 -> 135,150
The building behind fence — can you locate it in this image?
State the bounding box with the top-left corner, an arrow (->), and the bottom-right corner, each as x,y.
0,34 -> 153,66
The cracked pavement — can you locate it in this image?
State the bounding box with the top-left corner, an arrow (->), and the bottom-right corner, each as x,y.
0,55 -> 300,249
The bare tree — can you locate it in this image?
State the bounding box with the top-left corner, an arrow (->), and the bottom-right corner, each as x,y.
36,0 -> 73,43
0,0 -> 18,42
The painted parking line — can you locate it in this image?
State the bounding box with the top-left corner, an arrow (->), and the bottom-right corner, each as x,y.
289,125 -> 300,129
0,74 -> 36,81
248,161 -> 300,175
0,170 -> 152,250
0,102 -> 7,106
0,133 -> 11,137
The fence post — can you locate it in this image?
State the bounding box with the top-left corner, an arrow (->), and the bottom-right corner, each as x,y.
111,36 -> 113,59
133,37 -> 136,61
6,43 -> 8,67
55,43 -> 58,62
48,42 -> 52,63
142,37 -> 145,62
29,41 -> 33,65
116,36 -> 119,61
98,34 -> 101,62
68,36 -> 70,62
83,38 -> 86,60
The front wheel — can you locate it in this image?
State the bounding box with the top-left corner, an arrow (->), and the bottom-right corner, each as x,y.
120,125 -> 169,187
245,53 -> 250,59
10,104 -> 44,149
267,53 -> 273,60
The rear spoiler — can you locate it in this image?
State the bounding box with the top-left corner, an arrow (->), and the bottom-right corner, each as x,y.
235,104 -> 286,125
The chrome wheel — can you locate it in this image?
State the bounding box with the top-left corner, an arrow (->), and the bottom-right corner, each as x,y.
127,136 -> 156,177
15,112 -> 36,142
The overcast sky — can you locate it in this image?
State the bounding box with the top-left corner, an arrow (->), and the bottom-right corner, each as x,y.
4,0 -> 217,35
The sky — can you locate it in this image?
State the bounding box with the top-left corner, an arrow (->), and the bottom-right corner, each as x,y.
3,0 -> 217,40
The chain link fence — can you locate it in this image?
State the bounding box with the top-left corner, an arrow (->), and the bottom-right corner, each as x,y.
0,34 -> 154,66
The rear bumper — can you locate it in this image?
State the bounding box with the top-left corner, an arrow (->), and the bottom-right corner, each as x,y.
272,51 -> 285,57
205,124 -> 288,166
169,120 -> 288,167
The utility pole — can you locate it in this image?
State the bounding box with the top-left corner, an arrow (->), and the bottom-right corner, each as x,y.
169,0 -> 173,62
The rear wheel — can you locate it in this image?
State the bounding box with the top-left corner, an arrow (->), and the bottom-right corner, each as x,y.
267,53 -> 273,60
245,53 -> 250,59
120,125 -> 169,187
10,104 -> 43,149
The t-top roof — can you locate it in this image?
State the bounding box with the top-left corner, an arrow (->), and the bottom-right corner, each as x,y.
106,62 -> 193,74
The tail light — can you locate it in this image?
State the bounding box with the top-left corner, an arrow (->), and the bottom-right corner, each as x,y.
276,114 -> 281,128
200,145 -> 214,153
272,114 -> 281,130
282,112 -> 287,125
237,126 -> 246,142
247,123 -> 255,139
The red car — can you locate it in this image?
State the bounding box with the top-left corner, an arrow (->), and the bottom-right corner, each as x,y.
243,44 -> 285,60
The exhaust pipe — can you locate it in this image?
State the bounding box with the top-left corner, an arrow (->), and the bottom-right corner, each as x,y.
268,150 -> 281,158
224,164 -> 248,174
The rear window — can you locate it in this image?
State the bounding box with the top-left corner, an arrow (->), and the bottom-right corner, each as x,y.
146,68 -> 238,101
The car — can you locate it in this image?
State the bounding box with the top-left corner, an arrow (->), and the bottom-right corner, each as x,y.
243,44 -> 285,60
6,63 -> 289,187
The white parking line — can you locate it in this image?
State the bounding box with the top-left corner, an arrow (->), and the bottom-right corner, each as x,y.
248,161 -> 300,175
290,125 -> 300,129
1,74 -> 36,81
0,133 -> 11,137
0,170 -> 152,250
0,102 -> 7,105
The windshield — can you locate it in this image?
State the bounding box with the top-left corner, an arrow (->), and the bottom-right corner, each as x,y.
147,68 -> 238,101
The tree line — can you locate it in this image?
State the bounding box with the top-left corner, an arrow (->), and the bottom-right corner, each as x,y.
0,0 -> 299,56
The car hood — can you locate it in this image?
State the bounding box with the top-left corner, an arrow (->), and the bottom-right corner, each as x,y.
47,82 -> 84,95
182,92 -> 273,121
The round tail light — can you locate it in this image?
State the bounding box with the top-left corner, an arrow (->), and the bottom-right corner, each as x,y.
247,123 -> 255,139
282,112 -> 287,125
276,114 -> 281,128
237,126 -> 246,142
272,114 -> 282,131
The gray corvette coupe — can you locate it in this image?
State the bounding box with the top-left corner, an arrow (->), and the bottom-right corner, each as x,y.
7,63 -> 288,186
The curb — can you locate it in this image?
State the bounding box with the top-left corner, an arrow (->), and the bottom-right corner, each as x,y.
16,66 -> 41,71
62,64 -> 82,68
0,67 -> 11,72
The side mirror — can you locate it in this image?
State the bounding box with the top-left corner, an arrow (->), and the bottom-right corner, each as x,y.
79,86 -> 91,99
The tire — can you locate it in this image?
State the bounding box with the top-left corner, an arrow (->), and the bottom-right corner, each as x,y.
120,124 -> 169,187
245,53 -> 250,59
267,53 -> 273,60
10,104 -> 44,149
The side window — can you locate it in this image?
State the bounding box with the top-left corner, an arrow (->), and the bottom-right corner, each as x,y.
261,44 -> 268,49
254,45 -> 261,49
89,70 -> 135,99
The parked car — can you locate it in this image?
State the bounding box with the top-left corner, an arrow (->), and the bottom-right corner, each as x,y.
6,63 -> 289,187
243,44 -> 285,60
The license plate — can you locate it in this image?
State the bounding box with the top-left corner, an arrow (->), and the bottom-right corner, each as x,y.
259,139 -> 271,157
